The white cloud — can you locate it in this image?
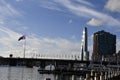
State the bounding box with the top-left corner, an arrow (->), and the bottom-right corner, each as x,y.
76,0 -> 94,7
0,26 -> 117,60
87,18 -> 104,26
0,26 -> 21,57
39,0 -> 120,27
56,0 -> 120,26
0,0 -> 25,37
0,26 -> 81,59
26,37 -> 81,59
105,0 -> 120,13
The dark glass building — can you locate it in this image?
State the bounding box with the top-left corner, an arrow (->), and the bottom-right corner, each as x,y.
92,30 -> 116,61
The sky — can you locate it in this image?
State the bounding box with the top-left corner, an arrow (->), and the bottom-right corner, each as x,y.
0,0 -> 120,59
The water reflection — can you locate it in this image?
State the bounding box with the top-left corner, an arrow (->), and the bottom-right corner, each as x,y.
0,66 -> 38,80
0,66 -> 84,80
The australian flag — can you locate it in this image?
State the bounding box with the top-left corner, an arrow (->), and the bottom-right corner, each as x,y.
18,35 -> 26,41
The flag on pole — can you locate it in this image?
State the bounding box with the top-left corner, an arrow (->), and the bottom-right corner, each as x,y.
18,35 -> 26,41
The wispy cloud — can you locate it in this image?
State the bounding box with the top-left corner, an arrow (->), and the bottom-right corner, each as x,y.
0,0 -> 21,17
0,0 -> 26,36
39,0 -> 120,27
76,0 -> 94,7
0,26 -> 117,59
56,0 -> 120,26
0,26 -> 21,57
105,0 -> 120,13
27,36 -> 81,58
0,0 -> 22,28
87,18 -> 104,26
38,0 -> 63,11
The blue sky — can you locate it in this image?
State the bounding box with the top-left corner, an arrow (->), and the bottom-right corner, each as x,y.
0,0 -> 120,59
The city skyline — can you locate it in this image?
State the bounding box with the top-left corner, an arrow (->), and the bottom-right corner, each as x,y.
0,0 -> 120,58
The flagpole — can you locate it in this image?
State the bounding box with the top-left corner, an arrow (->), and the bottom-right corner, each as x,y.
22,38 -> 26,80
18,35 -> 26,67
23,38 -> 26,58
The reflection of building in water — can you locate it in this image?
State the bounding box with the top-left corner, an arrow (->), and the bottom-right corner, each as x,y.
92,30 -> 116,61
81,27 -> 89,61
8,67 -> 12,80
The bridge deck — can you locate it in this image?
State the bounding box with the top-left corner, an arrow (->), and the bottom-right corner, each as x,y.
38,69 -> 87,76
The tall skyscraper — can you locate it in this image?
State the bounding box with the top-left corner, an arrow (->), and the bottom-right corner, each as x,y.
81,27 -> 89,61
92,30 -> 116,61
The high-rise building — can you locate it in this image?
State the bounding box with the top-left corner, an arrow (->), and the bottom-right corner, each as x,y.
92,30 -> 116,61
81,27 -> 89,61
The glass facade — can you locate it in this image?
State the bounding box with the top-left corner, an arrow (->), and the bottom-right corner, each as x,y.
92,30 -> 116,61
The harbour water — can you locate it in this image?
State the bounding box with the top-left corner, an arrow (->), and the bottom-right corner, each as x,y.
0,66 -> 56,80
0,66 -> 84,80
0,66 -> 119,80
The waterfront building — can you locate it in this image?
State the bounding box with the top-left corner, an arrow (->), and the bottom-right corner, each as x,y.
92,30 -> 116,61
